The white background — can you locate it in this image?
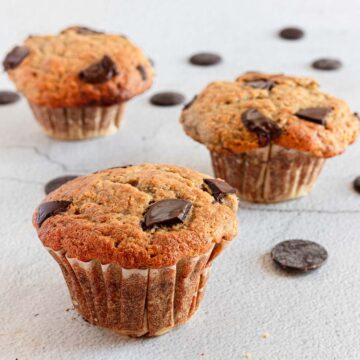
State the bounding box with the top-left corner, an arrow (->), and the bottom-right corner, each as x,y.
1,0 -> 360,359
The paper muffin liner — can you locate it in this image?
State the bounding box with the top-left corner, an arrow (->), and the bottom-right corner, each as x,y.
210,144 -> 325,203
47,239 -> 230,337
28,102 -> 125,140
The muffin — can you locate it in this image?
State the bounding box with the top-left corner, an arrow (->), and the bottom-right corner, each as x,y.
32,164 -> 238,336
3,26 -> 154,140
180,72 -> 359,203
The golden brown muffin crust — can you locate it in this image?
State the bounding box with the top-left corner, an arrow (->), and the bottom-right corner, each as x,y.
32,164 -> 239,268
5,26 -> 154,107
180,72 -> 359,158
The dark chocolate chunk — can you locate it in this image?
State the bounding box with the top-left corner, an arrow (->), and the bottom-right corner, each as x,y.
44,175 -> 79,195
150,92 -> 185,106
183,95 -> 198,110
312,58 -> 342,71
241,109 -> 282,147
354,112 -> 360,121
3,46 -> 30,71
295,107 -> 331,126
204,178 -> 236,202
79,55 -> 118,84
143,199 -> 192,230
245,79 -> 275,91
71,26 -> 103,35
271,239 -> 328,272
278,27 -> 304,40
0,91 -> 20,105
189,52 -> 222,66
136,64 -> 147,80
37,200 -> 71,226
353,176 -> 360,194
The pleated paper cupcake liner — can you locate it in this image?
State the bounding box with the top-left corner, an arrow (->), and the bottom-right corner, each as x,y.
47,239 -> 230,337
211,144 -> 325,203
29,102 -> 125,140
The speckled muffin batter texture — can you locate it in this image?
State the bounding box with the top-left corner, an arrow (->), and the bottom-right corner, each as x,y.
32,164 -> 238,268
5,26 -> 154,107
181,72 -> 359,158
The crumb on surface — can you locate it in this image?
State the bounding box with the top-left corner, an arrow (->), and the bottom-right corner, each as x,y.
244,352 -> 252,359
261,331 -> 270,339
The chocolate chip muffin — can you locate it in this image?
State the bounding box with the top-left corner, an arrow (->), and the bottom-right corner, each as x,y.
32,164 -> 238,336
3,26 -> 154,140
180,72 -> 359,203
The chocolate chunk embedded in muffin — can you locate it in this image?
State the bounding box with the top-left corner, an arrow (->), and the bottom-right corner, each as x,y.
32,164 -> 238,336
180,72 -> 359,203
3,26 -> 154,140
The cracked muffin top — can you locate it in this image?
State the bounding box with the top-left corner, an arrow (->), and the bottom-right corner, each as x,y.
3,26 -> 154,108
180,72 -> 359,158
32,164 -> 238,268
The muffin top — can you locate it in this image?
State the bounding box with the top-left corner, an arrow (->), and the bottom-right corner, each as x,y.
180,72 -> 359,158
3,26 -> 154,108
32,164 -> 238,268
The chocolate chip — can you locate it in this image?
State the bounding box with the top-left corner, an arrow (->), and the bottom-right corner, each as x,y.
183,95 -> 198,110
143,199 -> 192,230
37,200 -> 71,226
79,55 -> 118,84
3,46 -> 30,71
271,240 -> 328,272
244,79 -> 275,91
70,26 -> 103,35
44,175 -> 79,195
0,91 -> 20,105
295,107 -> 331,126
241,109 -> 282,147
189,52 -> 222,66
312,58 -> 342,71
353,177 -> 360,194
278,27 -> 304,40
136,65 -> 147,80
150,92 -> 185,106
203,179 -> 236,202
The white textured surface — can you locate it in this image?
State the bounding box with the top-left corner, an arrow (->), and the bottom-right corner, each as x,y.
1,0 -> 360,359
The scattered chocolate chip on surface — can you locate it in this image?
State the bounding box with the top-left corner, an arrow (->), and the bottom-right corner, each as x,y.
79,55 -> 118,84
271,239 -> 328,272
353,176 -> 360,194
189,52 -> 222,66
150,92 -> 185,106
44,175 -> 79,195
295,107 -> 331,126
136,64 -> 147,80
203,178 -> 236,202
245,79 -> 276,91
37,200 -> 71,226
278,27 -> 304,40
183,95 -> 198,110
3,46 -> 30,71
312,58 -> 342,71
0,91 -> 20,105
72,26 -> 103,35
143,199 -> 192,230
241,109 -> 282,147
